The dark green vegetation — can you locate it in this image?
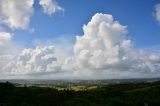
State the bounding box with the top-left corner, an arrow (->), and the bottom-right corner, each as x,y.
0,81 -> 160,106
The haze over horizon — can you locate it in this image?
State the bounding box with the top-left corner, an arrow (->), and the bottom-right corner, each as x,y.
0,0 -> 160,79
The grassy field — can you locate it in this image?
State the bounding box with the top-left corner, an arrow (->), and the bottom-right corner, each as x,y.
15,84 -> 98,91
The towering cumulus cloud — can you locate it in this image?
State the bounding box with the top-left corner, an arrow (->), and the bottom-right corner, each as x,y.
73,13 -> 129,69
65,13 -> 160,78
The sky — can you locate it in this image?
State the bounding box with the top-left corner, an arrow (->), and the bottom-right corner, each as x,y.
0,0 -> 160,79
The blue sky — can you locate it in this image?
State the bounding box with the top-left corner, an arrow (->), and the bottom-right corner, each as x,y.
13,0 -> 160,49
0,0 -> 160,79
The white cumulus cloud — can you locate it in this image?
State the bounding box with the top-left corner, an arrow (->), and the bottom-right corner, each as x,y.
0,0 -> 34,29
73,13 -> 128,69
5,46 -> 61,76
0,0 -> 63,30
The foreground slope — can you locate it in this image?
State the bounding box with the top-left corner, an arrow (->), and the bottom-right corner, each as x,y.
0,81 -> 160,106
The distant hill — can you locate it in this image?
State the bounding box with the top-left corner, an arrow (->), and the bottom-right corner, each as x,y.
0,77 -> 160,86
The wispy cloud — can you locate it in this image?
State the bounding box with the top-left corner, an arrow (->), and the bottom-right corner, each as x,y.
39,0 -> 64,16
155,3 -> 160,23
0,32 -> 12,46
